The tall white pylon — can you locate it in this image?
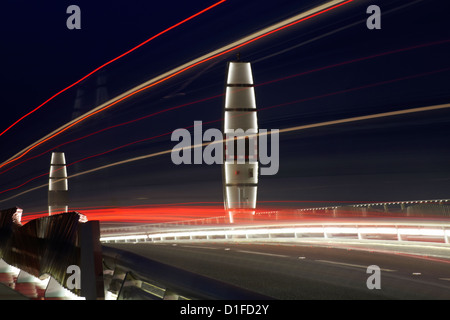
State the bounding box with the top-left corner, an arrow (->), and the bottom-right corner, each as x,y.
48,152 -> 69,215
222,58 -> 259,220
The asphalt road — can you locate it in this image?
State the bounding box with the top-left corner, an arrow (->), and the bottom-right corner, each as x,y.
105,240 -> 450,299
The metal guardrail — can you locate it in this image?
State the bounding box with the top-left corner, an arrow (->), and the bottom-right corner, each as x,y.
102,245 -> 272,300
100,220 -> 450,300
100,220 -> 450,299
100,202 -> 450,300
99,200 -> 450,243
101,221 -> 450,244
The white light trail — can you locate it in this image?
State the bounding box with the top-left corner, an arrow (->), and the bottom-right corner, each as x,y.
99,221 -> 450,245
0,0 -> 354,170
1,102 -> 450,204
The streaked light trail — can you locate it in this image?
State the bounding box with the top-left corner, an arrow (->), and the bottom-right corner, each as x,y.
3,37 -> 447,178
2,101 -> 449,204
0,0 -> 355,170
252,0 -> 426,64
256,39 -> 450,87
3,64 -> 449,197
20,205 -> 230,224
99,220 -> 450,246
0,94 -> 223,177
259,67 -> 450,113
0,0 -> 227,138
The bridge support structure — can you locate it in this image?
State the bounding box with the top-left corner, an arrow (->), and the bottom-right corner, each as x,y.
48,151 -> 69,215
222,58 -> 259,221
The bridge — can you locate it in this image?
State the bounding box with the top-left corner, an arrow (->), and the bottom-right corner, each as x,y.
1,199 -> 450,300
1,0 -> 449,304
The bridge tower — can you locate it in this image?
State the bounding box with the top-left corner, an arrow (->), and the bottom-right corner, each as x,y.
222,58 -> 259,221
48,151 -> 69,215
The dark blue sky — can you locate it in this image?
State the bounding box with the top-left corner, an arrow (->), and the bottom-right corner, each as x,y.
1,0 -> 450,215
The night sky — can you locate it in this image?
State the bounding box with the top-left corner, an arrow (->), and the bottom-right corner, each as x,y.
1,0 -> 450,219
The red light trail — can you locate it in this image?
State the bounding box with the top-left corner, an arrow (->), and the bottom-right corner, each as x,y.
257,39 -> 450,87
19,202 -> 437,225
258,66 -> 450,113
2,38 -> 447,178
2,65 -> 449,197
20,205 -> 230,224
0,0 -> 355,170
0,172 -> 49,196
0,0 -> 226,139
0,94 -> 223,177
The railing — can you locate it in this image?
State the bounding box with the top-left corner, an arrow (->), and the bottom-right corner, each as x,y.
100,219 -> 450,299
101,221 -> 450,244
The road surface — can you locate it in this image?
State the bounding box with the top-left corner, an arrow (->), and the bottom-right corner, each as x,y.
105,240 -> 450,299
